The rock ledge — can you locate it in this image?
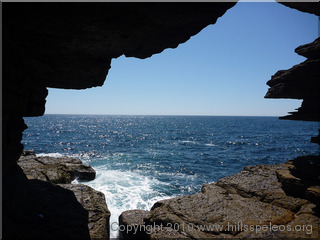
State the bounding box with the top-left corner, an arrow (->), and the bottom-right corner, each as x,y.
119,156 -> 319,239
18,150 -> 96,183
17,150 -> 110,240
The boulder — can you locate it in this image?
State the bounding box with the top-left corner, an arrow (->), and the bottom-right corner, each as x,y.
60,184 -> 111,240
118,210 -> 149,240
18,150 -> 96,183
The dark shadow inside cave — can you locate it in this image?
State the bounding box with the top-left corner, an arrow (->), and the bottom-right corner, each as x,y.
2,2 -> 320,239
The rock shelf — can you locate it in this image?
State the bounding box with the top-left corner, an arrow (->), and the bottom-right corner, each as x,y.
119,156 -> 319,239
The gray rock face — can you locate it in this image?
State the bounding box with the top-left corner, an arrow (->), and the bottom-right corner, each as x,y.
18,150 -> 96,183
15,150 -> 110,239
120,159 -> 320,239
275,155 -> 320,204
60,184 -> 111,240
119,210 -> 150,240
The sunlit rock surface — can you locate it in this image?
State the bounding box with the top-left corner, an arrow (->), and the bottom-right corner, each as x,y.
61,184 -> 111,240
120,157 -> 319,239
18,150 -> 96,183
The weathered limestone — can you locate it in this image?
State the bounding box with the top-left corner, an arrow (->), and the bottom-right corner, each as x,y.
120,157 -> 320,239
60,184 -> 111,240
15,150 -> 110,240
119,210 -> 150,240
18,150 -> 96,183
276,155 -> 320,204
265,37 -> 320,123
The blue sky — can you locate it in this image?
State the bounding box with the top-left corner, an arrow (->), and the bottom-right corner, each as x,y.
45,2 -> 319,116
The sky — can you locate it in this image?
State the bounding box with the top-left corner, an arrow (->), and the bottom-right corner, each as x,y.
45,2 -> 319,116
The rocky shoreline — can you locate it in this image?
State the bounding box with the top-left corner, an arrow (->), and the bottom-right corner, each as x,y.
17,150 -> 111,240
17,151 -> 319,239
119,156 -> 319,239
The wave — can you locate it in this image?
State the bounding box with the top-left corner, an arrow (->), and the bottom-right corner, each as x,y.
180,141 -> 217,147
36,152 -> 65,158
204,143 -> 216,147
83,166 -> 174,238
35,152 -> 92,160
180,140 -> 197,144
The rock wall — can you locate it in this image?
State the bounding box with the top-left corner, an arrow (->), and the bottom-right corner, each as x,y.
265,3 -> 320,143
265,37 -> 320,122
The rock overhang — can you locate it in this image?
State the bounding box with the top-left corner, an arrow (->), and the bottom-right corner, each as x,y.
3,2 -> 237,90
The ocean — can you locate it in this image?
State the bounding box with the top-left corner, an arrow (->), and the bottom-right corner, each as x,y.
22,114 -> 319,238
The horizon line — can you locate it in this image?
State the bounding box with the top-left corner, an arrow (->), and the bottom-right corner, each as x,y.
35,113 -> 283,118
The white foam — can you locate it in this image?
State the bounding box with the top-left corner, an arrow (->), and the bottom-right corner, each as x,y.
70,152 -> 91,160
68,152 -> 103,162
205,143 -> 216,147
71,178 -> 79,184
180,140 -> 197,144
84,166 -> 174,239
36,152 -> 64,158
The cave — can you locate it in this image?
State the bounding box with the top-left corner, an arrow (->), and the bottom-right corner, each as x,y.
2,2 -> 320,239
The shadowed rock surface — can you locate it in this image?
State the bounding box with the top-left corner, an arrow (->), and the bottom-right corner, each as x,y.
275,155 -> 320,200
12,151 -> 111,240
60,184 -> 111,240
277,2 -> 320,16
264,3 -> 320,143
265,37 -> 320,123
120,156 -> 319,239
263,8 -> 320,144
264,30 -> 320,144
119,210 -> 150,240
3,3 -> 236,90
18,150 -> 96,183
3,165 -> 91,240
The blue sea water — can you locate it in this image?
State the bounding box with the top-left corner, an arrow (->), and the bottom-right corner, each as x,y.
22,114 -> 319,237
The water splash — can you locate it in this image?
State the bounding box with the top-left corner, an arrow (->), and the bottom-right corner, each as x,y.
84,165 -> 174,238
